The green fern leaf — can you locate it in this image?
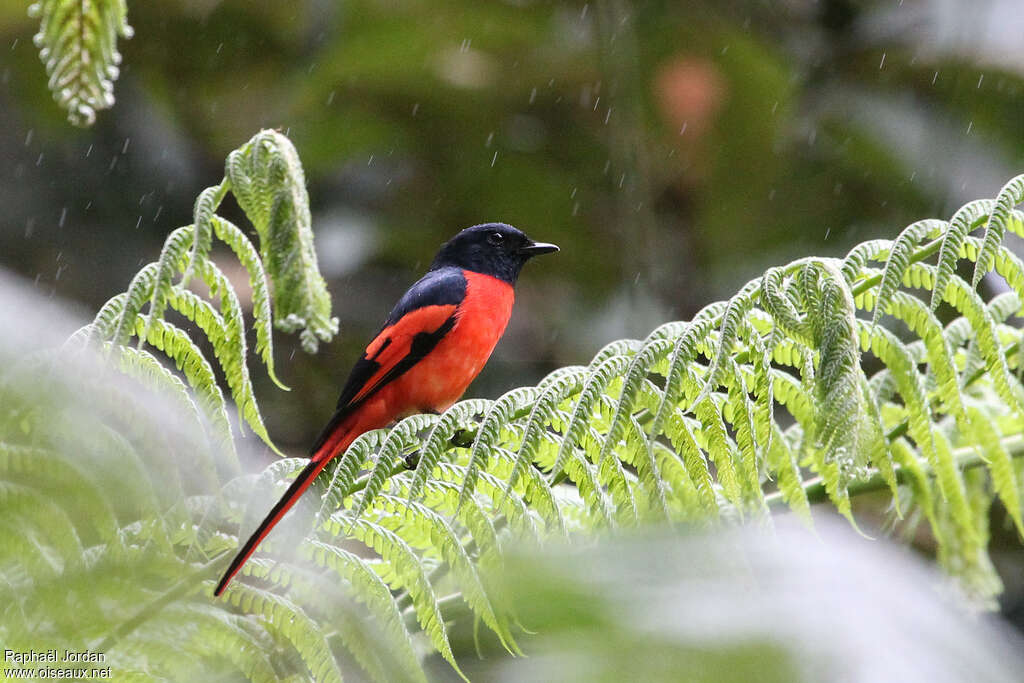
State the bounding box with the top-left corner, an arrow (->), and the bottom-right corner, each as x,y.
869,219 -> 946,329
211,217 -> 287,389
220,582 -> 344,683
225,130 -> 339,352
697,278 -> 761,403
967,406 -> 1024,536
306,540 -> 429,683
973,174 -> 1024,287
28,0 -> 132,126
930,199 -> 994,311
342,518 -> 461,676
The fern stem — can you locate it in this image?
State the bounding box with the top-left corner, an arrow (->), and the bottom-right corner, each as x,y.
402,592 -> 466,629
850,235 -> 944,298
180,179 -> 230,289
395,562 -> 449,612
94,551 -> 230,653
766,433 -> 1024,509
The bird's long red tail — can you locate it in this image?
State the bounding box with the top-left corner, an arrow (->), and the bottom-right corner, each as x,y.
214,428 -> 353,597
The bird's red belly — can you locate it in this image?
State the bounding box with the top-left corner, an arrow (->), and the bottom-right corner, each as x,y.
352,272 -> 514,432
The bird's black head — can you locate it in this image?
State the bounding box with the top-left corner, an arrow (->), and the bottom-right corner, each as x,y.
430,223 -> 559,284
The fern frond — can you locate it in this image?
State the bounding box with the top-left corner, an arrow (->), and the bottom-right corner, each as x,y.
224,130 -> 339,352
28,0 -> 132,126
86,130 -> 337,460
303,542 -> 430,683
341,517 -> 461,674
220,582 -> 344,683
930,199 -> 995,311
211,216 -> 287,389
973,174 -> 1024,287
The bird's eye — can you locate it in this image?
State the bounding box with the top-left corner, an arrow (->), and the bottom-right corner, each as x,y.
487,231 -> 504,246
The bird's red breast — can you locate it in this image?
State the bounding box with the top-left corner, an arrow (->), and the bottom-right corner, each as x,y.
307,271 -> 513,469
341,271 -> 513,434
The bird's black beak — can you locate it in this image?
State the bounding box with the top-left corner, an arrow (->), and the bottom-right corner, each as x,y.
519,241 -> 559,257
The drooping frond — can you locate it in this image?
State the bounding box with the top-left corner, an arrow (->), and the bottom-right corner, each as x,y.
28,0 -> 132,126
75,129 -> 337,458
225,129 -> 339,353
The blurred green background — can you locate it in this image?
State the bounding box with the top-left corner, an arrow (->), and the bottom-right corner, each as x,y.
3,0 -> 1024,626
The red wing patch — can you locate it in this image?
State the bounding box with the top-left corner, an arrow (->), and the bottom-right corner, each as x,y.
349,304 -> 459,404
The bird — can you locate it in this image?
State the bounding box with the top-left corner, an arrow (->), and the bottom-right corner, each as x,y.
214,222 -> 558,596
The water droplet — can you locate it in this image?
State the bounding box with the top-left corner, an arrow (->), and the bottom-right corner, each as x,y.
490,151 -> 498,167
122,137 -> 131,154
879,52 -> 886,69
977,74 -> 984,88
58,207 -> 67,228
326,90 -> 336,105
24,129 -> 33,146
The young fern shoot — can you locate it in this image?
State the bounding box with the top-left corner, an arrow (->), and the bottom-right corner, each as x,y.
28,0 -> 133,126
72,129 -> 338,470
